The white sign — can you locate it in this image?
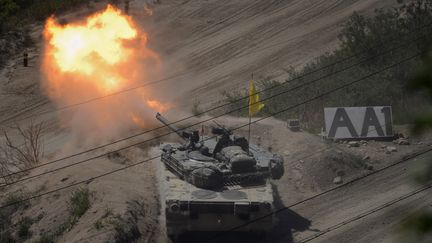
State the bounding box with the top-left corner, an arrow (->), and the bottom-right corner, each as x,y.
324,106 -> 393,139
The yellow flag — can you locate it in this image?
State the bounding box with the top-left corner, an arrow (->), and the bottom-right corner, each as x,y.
249,79 -> 265,116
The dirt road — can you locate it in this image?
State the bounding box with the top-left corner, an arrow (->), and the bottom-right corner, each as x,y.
269,150 -> 432,243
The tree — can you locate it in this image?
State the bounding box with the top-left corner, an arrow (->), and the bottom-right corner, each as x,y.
0,121 -> 44,184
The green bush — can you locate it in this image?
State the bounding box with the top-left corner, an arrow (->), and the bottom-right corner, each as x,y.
69,187 -> 91,223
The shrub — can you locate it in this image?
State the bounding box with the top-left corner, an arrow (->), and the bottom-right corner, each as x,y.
0,190 -> 29,243
94,219 -> 103,230
69,187 -> 91,223
192,99 -> 203,117
35,233 -> 54,243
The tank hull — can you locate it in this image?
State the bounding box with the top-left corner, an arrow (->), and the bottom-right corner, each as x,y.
161,163 -> 275,237
166,210 -> 274,235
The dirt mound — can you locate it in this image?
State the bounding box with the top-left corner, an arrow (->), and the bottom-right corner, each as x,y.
305,149 -> 366,190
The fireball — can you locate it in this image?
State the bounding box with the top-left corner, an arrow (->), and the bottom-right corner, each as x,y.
42,5 -> 169,143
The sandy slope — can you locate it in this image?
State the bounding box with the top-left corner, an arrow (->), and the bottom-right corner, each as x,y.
0,0 -> 423,243
138,0 -> 397,107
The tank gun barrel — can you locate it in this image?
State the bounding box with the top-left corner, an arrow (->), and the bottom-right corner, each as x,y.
156,113 -> 200,143
156,112 -> 187,139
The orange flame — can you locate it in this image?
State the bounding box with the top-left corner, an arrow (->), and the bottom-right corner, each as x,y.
129,113 -> 147,129
146,99 -> 171,112
42,5 -> 170,142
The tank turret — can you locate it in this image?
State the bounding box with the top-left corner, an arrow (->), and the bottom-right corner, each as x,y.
155,113 -> 284,189
156,112 -> 199,145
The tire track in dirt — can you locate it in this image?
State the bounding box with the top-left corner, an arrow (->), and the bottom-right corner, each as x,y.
169,0 -> 396,106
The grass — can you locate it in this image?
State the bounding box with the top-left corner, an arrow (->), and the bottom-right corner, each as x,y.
94,219 -> 103,230
112,219 -> 141,243
0,190 -> 29,243
69,187 -> 91,224
109,201 -> 146,243
109,200 -> 159,243
3,190 -> 29,211
93,207 -> 113,230
35,221 -> 69,243
0,188 -> 91,243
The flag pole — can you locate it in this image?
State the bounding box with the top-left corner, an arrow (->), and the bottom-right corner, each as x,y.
248,73 -> 253,154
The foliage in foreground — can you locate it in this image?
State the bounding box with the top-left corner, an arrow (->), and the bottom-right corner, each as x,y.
400,15 -> 432,241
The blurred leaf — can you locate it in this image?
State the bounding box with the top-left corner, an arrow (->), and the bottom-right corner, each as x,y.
410,156 -> 432,184
409,52 -> 432,97
402,212 -> 432,234
0,0 -> 19,20
412,115 -> 432,134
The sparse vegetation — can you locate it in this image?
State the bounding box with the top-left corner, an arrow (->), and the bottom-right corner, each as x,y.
68,187 -> 91,224
35,233 -> 54,243
94,219 -> 103,230
110,200 -> 157,243
35,221 -> 69,243
0,190 -> 29,243
221,0 -> 432,132
93,207 -> 113,230
192,99 -> 203,117
33,188 -> 92,243
112,218 -> 141,243
3,189 -> 28,210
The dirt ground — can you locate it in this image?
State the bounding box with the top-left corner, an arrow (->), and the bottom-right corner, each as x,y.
1,0 -> 429,243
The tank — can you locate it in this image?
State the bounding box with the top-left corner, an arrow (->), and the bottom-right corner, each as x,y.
155,113 -> 284,240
